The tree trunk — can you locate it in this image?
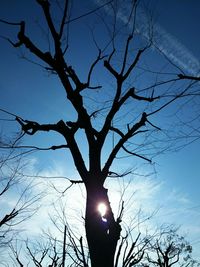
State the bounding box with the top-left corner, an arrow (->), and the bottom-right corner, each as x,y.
85,182 -> 121,267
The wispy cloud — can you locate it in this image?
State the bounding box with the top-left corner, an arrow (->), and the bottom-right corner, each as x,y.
106,174 -> 200,258
149,24 -> 200,76
95,0 -> 200,75
2,156 -> 199,260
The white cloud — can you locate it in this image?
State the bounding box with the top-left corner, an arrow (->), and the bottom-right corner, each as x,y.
2,155 -> 199,261
95,0 -> 200,75
152,25 -> 200,75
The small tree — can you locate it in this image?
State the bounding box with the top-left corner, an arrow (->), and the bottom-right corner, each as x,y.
1,1 -> 200,267
10,238 -> 63,267
0,136 -> 42,259
145,227 -> 199,267
10,220 -> 89,267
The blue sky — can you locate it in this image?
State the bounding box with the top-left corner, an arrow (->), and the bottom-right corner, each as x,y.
0,0 -> 200,262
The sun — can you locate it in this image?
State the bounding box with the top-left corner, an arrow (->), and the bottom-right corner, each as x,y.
97,202 -> 107,217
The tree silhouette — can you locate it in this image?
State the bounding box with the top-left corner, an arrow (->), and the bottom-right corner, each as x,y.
0,1 -> 200,267
9,200 -> 151,267
0,136 -> 42,258
145,227 -> 199,267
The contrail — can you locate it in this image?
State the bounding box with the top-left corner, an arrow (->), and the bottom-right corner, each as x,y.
94,0 -> 200,75
139,16 -> 200,76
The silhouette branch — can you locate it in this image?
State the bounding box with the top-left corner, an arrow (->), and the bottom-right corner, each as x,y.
178,74 -> 200,81
15,117 -> 68,135
122,145 -> 152,163
102,112 -> 147,177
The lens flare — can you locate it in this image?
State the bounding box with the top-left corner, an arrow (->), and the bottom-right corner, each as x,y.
97,202 -> 107,217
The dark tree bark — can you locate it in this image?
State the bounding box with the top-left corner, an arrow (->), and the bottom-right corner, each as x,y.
85,182 -> 121,267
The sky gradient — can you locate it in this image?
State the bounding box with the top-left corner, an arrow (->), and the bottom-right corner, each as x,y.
0,0 -> 200,262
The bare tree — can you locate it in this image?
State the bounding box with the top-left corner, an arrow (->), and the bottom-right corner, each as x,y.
10,196 -> 90,267
0,1 -> 200,267
10,197 -> 151,267
145,226 -> 199,267
10,224 -> 89,267
0,136 -> 43,255
10,237 -> 63,267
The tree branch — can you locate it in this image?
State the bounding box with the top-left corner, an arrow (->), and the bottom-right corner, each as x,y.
147,81 -> 196,117
36,0 -> 59,42
110,126 -> 125,138
108,170 -> 132,178
102,112 -> 147,177
13,21 -> 54,66
104,59 -> 119,78
85,50 -> 106,91
122,47 -> 148,81
122,145 -> 152,163
0,144 -> 69,151
0,208 -> 18,228
120,34 -> 133,75
178,74 -> 200,81
65,0 -> 114,25
15,117 -> 67,135
59,0 -> 69,39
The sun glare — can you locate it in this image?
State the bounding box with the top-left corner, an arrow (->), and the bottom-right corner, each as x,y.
97,202 -> 107,217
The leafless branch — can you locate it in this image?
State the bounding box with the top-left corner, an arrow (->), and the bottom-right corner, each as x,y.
0,144 -> 69,151
122,145 -> 152,163
59,0 -> 69,39
65,0 -> 114,25
178,74 -> 200,81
